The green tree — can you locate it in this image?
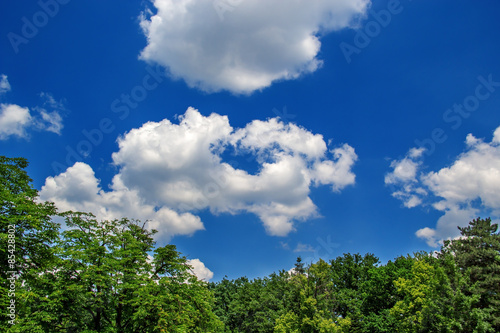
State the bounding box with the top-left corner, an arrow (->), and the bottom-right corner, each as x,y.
209,276 -> 241,331
327,253 -> 379,330
439,252 -> 492,333
1,156 -> 223,332
441,217 -> 500,331
293,257 -> 306,276
14,212 -> 223,332
389,252 -> 494,333
359,255 -> 415,332
273,264 -> 350,333
0,156 -> 60,329
210,271 -> 292,333
389,255 -> 455,332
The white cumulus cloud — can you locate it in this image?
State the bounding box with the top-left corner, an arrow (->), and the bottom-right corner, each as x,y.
0,104 -> 32,139
39,162 -> 204,239
139,0 -> 370,94
41,107 -> 357,239
187,259 -> 214,281
386,127 -> 500,246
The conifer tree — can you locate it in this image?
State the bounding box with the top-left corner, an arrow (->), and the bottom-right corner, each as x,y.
441,218 -> 500,330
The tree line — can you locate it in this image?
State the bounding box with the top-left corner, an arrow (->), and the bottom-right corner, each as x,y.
1,156 -> 499,332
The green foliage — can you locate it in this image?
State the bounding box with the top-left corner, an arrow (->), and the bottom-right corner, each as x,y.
211,236 -> 498,333
14,212 -> 223,332
441,217 -> 500,331
1,156 -> 222,332
3,156 -> 500,332
390,256 -> 453,332
0,157 -> 60,329
293,256 -> 306,275
272,264 -> 351,333
358,255 -> 414,332
0,156 -> 60,274
209,272 -> 292,333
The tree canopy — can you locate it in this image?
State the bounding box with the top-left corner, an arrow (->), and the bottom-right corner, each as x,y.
2,155 -> 499,332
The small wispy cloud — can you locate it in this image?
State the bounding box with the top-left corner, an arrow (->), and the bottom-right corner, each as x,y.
33,92 -> 66,135
293,242 -> 316,253
0,74 -> 66,140
280,241 -> 290,250
0,74 -> 11,95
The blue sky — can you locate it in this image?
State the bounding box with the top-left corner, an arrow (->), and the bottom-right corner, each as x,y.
1,0 -> 500,281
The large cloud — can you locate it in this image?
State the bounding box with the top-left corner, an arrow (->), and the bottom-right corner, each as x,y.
41,107 -> 357,238
386,127 -> 500,246
0,75 -> 64,140
139,0 -> 370,94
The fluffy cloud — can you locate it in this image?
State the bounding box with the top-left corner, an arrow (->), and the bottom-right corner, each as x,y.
0,75 -> 64,139
139,0 -> 370,94
41,107 -> 357,239
39,162 -> 204,239
386,127 -> 500,246
0,104 -> 32,139
187,259 -> 214,281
